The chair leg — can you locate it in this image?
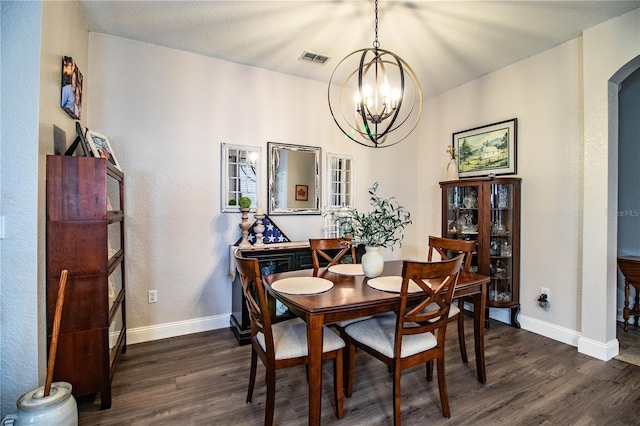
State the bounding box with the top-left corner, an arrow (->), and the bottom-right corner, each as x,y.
345,342 -> 356,398
393,367 -> 402,426
436,357 -> 451,418
246,347 -> 257,403
426,360 -> 433,382
265,365 -> 276,426
457,310 -> 468,364
333,350 -> 344,419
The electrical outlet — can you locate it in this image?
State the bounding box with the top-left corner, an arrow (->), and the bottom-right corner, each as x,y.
148,289 -> 158,304
541,287 -> 550,299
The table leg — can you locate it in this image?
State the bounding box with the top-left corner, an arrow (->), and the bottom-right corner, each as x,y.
473,286 -> 487,383
624,281 -> 631,332
634,289 -> 640,327
307,315 -> 324,426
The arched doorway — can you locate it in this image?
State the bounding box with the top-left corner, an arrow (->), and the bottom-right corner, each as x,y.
615,57 -> 640,363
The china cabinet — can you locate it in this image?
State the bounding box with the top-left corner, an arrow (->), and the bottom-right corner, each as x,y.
46,155 -> 126,409
440,177 -> 521,327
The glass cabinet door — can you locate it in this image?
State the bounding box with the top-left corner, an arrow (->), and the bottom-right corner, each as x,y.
445,183 -> 480,272
489,182 -> 515,303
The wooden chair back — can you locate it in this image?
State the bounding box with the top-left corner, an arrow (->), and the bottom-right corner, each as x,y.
395,256 -> 464,354
234,252 -> 275,358
309,237 -> 356,269
427,236 -> 476,272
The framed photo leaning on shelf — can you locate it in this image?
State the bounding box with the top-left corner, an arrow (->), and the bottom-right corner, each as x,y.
86,129 -> 122,171
453,118 -> 517,178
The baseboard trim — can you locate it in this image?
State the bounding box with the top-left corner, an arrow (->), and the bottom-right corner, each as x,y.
126,311 -> 619,361
126,314 -> 230,345
518,314 -> 581,347
577,335 -> 619,361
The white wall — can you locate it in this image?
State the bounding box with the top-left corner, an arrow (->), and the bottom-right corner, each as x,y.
86,34 -> 422,340
0,1 -> 42,416
0,0 -> 89,416
580,9 -> 640,360
421,38 -> 582,333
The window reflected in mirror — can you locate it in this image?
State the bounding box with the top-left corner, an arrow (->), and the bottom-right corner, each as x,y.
221,143 -> 260,212
327,153 -> 355,209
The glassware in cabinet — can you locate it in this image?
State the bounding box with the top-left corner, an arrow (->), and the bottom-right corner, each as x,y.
441,177 -> 521,328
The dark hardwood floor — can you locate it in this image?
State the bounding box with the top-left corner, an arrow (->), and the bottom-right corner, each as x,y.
78,317 -> 640,425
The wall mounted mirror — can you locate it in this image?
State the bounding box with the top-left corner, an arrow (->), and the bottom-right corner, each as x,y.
268,142 -> 321,215
327,153 -> 355,210
221,143 -> 260,212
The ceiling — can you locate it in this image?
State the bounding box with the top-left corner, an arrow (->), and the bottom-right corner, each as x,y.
77,1 -> 640,99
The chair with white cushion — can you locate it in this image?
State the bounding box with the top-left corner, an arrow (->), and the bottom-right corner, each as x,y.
234,252 -> 345,425
344,255 -> 463,424
309,236 -> 371,384
427,236 -> 476,366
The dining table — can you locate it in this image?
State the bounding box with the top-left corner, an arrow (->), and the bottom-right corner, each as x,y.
262,259 -> 490,426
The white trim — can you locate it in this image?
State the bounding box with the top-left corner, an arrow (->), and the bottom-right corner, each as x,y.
126,314 -> 230,345
577,335 -> 619,361
519,315 -> 581,347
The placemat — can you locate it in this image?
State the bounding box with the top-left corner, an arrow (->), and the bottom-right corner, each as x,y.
271,277 -> 334,295
367,276 -> 424,293
328,264 -> 364,276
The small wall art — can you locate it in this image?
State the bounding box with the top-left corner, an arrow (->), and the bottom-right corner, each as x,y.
295,185 -> 309,201
453,118 -> 517,178
60,56 -> 83,120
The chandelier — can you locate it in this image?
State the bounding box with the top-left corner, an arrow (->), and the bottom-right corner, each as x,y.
328,0 -> 422,148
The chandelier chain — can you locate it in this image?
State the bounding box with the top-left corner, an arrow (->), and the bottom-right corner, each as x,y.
373,0 -> 380,49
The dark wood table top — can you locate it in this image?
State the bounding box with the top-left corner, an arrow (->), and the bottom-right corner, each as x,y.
263,260 -> 490,318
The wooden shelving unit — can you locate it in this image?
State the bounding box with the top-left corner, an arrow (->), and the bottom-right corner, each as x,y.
46,155 -> 126,409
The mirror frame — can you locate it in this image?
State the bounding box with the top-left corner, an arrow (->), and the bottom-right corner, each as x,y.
220,143 -> 261,213
268,142 -> 321,215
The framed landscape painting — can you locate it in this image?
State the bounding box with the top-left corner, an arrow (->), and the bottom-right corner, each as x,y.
453,118 -> 517,178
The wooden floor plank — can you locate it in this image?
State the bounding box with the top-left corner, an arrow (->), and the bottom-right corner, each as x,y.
78,318 -> 640,425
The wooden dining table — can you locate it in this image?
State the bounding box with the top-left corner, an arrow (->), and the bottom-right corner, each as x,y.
262,260 -> 490,426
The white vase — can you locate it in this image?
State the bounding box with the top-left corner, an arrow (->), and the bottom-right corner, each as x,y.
361,246 -> 384,278
446,160 -> 459,181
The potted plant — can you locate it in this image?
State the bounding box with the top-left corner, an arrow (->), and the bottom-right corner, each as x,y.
327,182 -> 412,277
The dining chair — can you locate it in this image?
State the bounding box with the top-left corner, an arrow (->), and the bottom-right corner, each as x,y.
309,236 -> 357,269
344,255 -> 464,424
234,252 -> 345,425
309,236 -> 370,385
427,236 -> 476,365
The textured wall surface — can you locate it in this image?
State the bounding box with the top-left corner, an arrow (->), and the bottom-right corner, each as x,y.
0,1 -> 42,417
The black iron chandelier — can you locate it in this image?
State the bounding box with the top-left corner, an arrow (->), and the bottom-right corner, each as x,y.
328,0 -> 422,148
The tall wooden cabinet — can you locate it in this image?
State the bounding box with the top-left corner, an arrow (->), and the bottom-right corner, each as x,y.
46,155 -> 126,409
440,177 -> 521,327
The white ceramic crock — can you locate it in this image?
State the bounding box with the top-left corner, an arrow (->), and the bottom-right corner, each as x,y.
1,382 -> 77,426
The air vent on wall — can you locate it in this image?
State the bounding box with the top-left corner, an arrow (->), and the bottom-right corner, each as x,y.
299,51 -> 330,64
